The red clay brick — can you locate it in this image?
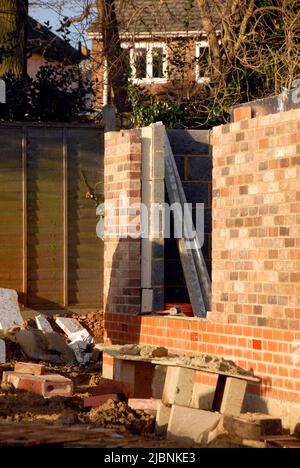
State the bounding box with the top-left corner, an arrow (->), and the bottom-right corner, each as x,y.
3,372 -> 73,398
83,394 -> 120,408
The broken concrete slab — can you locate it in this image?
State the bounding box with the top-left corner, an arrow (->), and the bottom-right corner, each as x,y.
55,317 -> 94,344
155,401 -> 171,436
167,405 -> 221,445
2,371 -> 74,398
162,366 -> 195,407
14,362 -> 45,375
0,289 -> 24,330
0,339 -> 5,363
55,317 -> 94,364
69,339 -> 92,365
14,328 -> 76,364
44,332 -> 76,363
35,315 -> 53,333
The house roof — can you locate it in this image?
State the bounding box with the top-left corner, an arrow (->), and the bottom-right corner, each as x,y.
28,17 -> 88,64
88,0 -> 226,37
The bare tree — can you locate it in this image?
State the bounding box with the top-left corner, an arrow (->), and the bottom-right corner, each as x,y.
27,0 -> 300,126
0,0 -> 28,77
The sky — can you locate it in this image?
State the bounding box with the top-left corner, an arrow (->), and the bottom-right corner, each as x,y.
29,3 -> 93,48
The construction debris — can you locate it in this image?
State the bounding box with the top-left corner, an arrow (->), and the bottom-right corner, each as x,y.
35,315 -> 53,333
119,344 -> 168,358
83,394 -> 121,408
83,399 -> 155,434
14,362 -> 45,376
56,317 -> 94,364
2,371 -> 74,398
9,328 -> 76,364
0,289 -> 24,329
128,398 -> 160,415
222,414 -> 283,440
87,378 -> 133,398
167,405 -> 221,445
55,317 -> 93,344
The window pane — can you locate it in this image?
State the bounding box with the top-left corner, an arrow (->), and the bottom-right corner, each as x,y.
152,47 -> 164,78
134,48 -> 147,79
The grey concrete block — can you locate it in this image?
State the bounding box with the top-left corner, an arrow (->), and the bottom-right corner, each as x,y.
0,288 -> 24,330
223,414 -> 283,440
141,238 -> 152,289
182,182 -> 210,206
143,180 -> 165,205
0,339 -> 5,363
142,289 -> 153,313
220,377 -> 248,416
162,367 -> 195,407
188,156 -> 212,181
152,258 -> 164,287
152,123 -> 165,180
155,401 -> 171,436
167,129 -> 210,155
152,365 -> 167,399
167,405 -> 221,444
35,315 -> 53,333
152,287 -> 164,311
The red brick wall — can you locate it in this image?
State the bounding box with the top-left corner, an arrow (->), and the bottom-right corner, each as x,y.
211,108 -> 300,329
103,130 -> 142,315
103,110 -> 300,425
103,313 -> 300,405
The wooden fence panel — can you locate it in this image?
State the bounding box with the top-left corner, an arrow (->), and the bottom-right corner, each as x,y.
0,124 -> 104,311
67,127 -> 104,307
0,127 -> 23,297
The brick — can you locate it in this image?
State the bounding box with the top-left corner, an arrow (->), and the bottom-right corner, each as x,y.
167,405 -> 221,444
233,106 -> 252,122
162,367 -> 195,407
83,394 -> 120,408
155,401 -> 171,436
14,362 -> 45,376
3,371 -> 73,398
88,378 -> 133,398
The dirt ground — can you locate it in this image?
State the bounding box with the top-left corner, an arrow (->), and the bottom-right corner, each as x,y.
0,361 -> 156,434
0,311 -> 265,448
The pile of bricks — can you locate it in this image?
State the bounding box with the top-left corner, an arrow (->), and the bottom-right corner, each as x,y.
2,362 -> 73,398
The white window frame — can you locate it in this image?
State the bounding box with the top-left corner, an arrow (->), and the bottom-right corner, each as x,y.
195,41 -> 210,85
122,42 -> 168,85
